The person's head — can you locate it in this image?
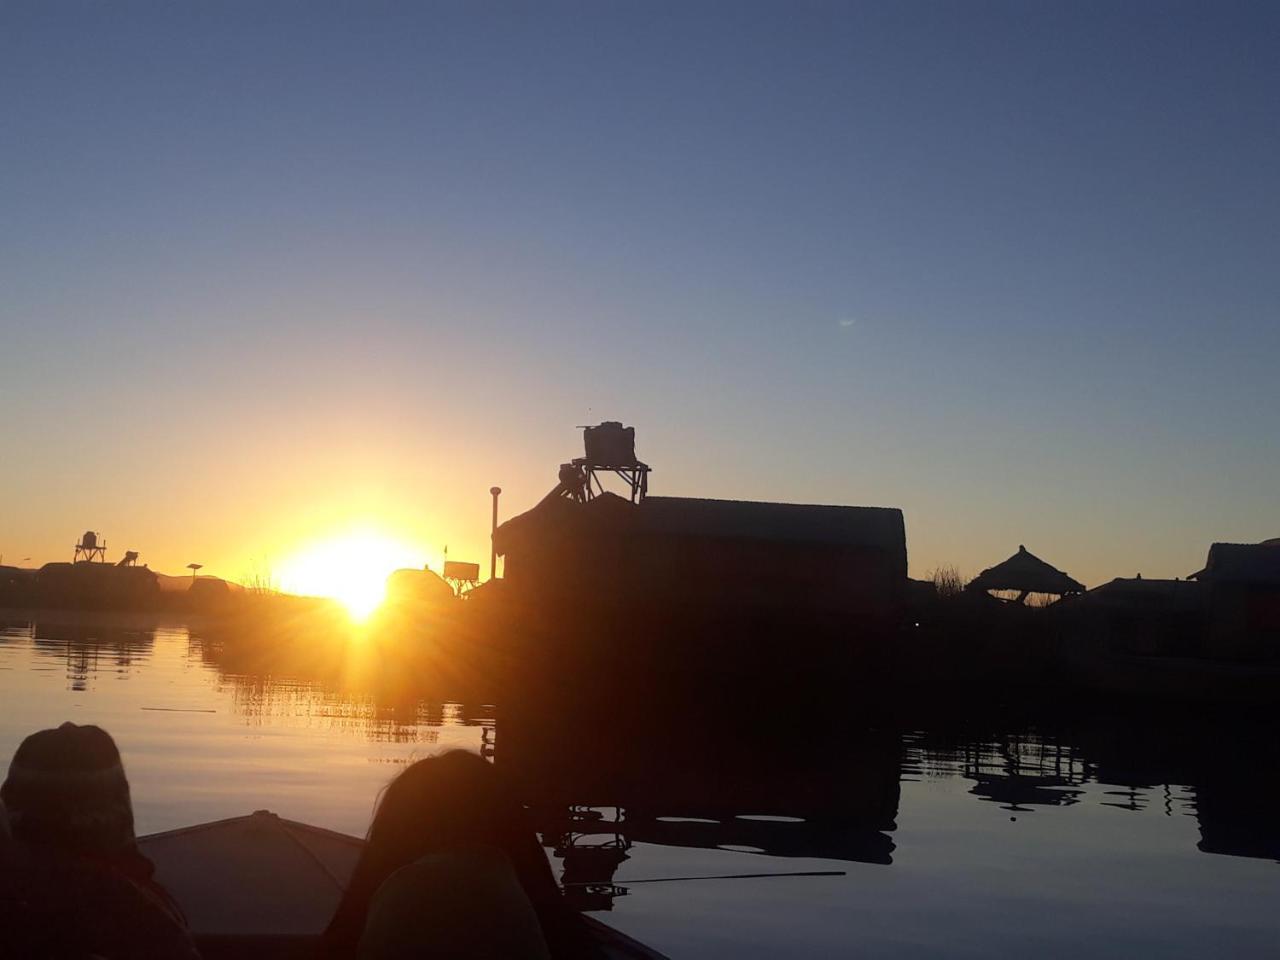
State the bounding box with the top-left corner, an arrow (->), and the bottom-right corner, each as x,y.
367,750 -> 515,853
326,750 -> 559,957
0,722 -> 136,856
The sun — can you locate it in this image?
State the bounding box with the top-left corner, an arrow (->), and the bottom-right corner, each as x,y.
277,528 -> 426,621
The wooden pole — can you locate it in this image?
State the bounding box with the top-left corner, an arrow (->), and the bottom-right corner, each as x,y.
489,487 -> 502,581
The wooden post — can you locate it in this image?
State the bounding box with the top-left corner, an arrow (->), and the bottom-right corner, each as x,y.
489,487 -> 502,581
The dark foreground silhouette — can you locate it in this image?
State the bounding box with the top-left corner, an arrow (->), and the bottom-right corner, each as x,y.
325,750 -> 598,960
0,722 -> 198,959
0,726 -> 642,960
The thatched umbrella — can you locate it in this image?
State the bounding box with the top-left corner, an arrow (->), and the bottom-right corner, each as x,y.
967,545 -> 1084,603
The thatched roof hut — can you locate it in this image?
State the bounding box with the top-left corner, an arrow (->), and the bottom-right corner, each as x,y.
495,493 -> 906,562
385,566 -> 455,605
1186,540 -> 1280,657
1189,540 -> 1280,584
493,492 -> 907,624
33,560 -> 161,609
967,545 -> 1084,601
1087,576 -> 1201,608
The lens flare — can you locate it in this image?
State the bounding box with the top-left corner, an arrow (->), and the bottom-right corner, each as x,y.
277,528 -> 425,621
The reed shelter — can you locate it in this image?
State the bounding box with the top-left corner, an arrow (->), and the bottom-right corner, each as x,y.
494,492 -> 907,629
966,545 -> 1084,605
1189,538 -> 1280,658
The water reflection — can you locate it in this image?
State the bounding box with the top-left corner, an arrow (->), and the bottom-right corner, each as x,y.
1,616 -> 159,690
185,621 -> 497,744
908,718 -> 1279,864
493,697 -> 904,913
1,615 -> 1277,880
908,733 -> 1090,811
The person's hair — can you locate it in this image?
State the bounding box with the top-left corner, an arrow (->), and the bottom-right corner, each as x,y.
324,750 -> 562,958
0,722 -> 136,855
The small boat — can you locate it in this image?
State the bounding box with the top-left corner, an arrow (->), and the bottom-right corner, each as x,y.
139,810 -> 667,960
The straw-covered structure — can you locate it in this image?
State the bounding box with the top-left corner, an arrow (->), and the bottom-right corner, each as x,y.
1190,540 -> 1280,584
966,545 -> 1084,598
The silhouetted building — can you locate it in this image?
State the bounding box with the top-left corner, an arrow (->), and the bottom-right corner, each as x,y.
1190,539 -> 1280,659
495,492 -> 907,628
385,567 -> 455,606
32,561 -> 160,610
1071,577 -> 1206,656
0,566 -> 35,606
187,577 -> 233,611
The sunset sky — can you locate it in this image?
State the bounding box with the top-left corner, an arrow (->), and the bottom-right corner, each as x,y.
2,2 -> 1277,591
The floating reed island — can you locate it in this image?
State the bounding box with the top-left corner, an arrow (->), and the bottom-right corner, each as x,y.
480,423 -> 1280,709
3,425 -> 1277,708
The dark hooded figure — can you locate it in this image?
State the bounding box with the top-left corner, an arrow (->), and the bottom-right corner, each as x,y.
0,722 -> 199,959
324,749 -> 599,960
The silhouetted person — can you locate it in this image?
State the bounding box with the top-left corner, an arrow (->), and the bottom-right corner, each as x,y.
324,749 -> 597,959
0,722 -> 198,959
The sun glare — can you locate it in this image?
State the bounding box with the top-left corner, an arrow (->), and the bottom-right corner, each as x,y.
277,529 -> 425,621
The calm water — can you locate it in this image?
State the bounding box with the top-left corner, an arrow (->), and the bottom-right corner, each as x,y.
1,614 -> 1277,958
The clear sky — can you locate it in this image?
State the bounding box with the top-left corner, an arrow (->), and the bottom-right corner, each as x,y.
2,1 -> 1277,590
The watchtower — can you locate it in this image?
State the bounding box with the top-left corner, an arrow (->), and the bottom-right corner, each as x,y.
74,530 -> 107,564
557,422 -> 651,503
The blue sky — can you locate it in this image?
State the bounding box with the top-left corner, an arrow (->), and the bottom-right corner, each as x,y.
2,2 -> 1277,584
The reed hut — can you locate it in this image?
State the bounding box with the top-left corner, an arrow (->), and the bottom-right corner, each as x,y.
1190,539 -> 1280,658
1190,539 -> 1280,585
966,545 -> 1084,604
494,492 -> 907,629
1068,577 -> 1206,656
385,566 -> 455,606
33,560 -> 160,609
0,565 -> 34,607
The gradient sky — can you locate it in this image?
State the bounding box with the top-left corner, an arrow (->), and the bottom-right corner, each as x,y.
2,1 -> 1277,588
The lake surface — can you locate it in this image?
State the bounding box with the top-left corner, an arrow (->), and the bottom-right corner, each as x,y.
1,613 -> 1277,958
